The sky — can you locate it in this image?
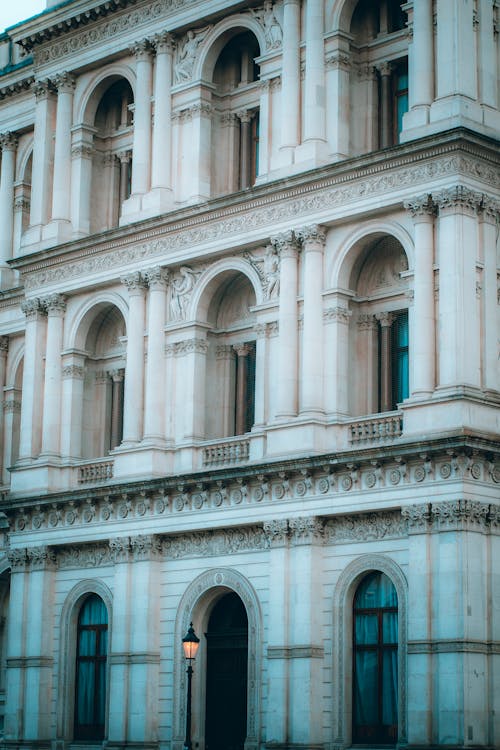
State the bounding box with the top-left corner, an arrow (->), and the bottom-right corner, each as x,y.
0,1 -> 47,34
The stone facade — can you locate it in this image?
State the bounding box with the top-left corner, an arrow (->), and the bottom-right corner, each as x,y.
0,0 -> 498,748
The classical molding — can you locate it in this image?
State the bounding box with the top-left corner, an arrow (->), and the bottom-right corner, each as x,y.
43,293 -> 67,316
0,336 -> 8,353
407,639 -> 500,655
121,271 -> 147,294
433,185 -> 483,215
325,510 -> 407,543
6,656 -> 53,668
152,31 -> 176,54
53,72 -> 76,93
172,338 -> 208,356
130,534 -> 161,561
27,546 -> 56,570
130,38 -> 153,60
21,298 -> 46,321
402,499 -> 498,533
163,525 -> 268,559
109,651 -> 161,665
20,146 -> 500,292
144,266 -> 169,290
0,132 -> 18,151
7,548 -> 27,571
323,306 -> 351,324
57,543 -> 114,569
61,364 -> 85,380
295,224 -> 326,247
267,645 -> 324,659
0,76 -> 34,101
325,52 -> 351,70
404,194 -> 436,219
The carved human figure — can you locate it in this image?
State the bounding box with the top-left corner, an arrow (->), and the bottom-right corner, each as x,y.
170,266 -> 197,320
252,1 -> 282,49
264,244 -> 280,299
174,28 -> 209,83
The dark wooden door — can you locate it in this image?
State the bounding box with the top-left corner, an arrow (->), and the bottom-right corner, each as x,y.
205,593 -> 248,750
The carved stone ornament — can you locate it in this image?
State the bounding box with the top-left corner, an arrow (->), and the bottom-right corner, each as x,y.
263,244 -> 280,300
121,271 -> 147,294
263,518 -> 289,545
130,534 -> 162,560
0,132 -> 18,151
0,336 -> 8,352
27,546 -> 56,570
169,265 -> 199,321
250,1 -> 283,49
144,266 -> 169,290
7,548 -> 28,571
404,194 -> 436,219
163,526 -> 268,559
152,31 -> 176,54
433,185 -> 483,215
58,543 -> 114,569
295,224 -> 327,247
109,536 -> 131,563
43,293 -> 67,315
270,230 -> 299,257
21,298 -> 46,321
326,510 -> 407,543
54,71 -> 76,93
323,306 -> 351,324
174,26 -> 211,84
288,516 -> 325,544
173,338 -> 208,356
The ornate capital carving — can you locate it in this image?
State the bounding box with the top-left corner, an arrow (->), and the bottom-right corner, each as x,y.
7,548 -> 28,571
263,518 -> 289,546
174,338 -> 208,356
152,31 -> 176,54
375,311 -> 395,328
130,534 -> 161,561
62,364 -> 85,379
0,132 -> 18,151
43,293 -> 67,316
323,306 -> 351,324
54,72 -> 76,93
109,536 -> 131,563
377,61 -> 393,77
357,313 -> 377,330
0,336 -> 8,353
433,185 -> 483,215
27,546 -> 56,570
296,224 -> 326,247
215,344 -> 234,360
289,516 -> 325,544
270,231 -> 299,258
21,298 -> 46,321
130,39 -> 153,60
144,266 -> 169,290
233,343 -> 251,358
237,109 -> 253,124
325,52 -> 351,70
121,271 -> 147,295
32,78 -> 55,100
404,194 -> 436,220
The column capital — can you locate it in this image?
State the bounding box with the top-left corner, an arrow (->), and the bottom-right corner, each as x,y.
144,266 -> 169,290
54,72 -> 76,93
270,231 -> 300,257
121,271 -> 147,295
357,312 -> 378,330
21,298 -> 47,321
404,194 -> 436,220
377,60 -> 393,77
43,293 -> 67,316
325,52 -> 351,71
7,548 -> 28,571
152,31 -> 176,54
288,516 -> 325,545
109,367 -> 125,383
130,534 -> 162,561
233,342 -> 252,358
263,518 -> 289,547
478,195 -> 500,224
130,38 -> 153,61
433,185 -> 483,216
32,78 -> 56,100
237,109 -> 254,124
110,536 -> 131,563
0,132 -> 18,151
376,311 -> 396,328
296,224 -> 326,247
0,335 -> 9,353
117,149 -> 132,164
27,545 -> 57,571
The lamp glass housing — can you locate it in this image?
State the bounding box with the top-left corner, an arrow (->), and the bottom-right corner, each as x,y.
182,623 -> 200,661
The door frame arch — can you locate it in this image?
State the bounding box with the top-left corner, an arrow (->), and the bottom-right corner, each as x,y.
173,568 -> 262,750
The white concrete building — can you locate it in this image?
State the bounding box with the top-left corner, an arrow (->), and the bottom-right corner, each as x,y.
0,0 -> 498,748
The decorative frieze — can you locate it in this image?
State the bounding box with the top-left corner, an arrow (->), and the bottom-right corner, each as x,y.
433,185 -> 483,215
163,525 -> 268,559
323,306 -> 351,324
27,546 -> 56,570
402,500 -> 498,533
173,338 -> 208,356
325,510 -> 407,543
130,534 -> 161,561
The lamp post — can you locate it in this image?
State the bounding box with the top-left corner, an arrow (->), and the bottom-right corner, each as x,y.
182,622 -> 200,750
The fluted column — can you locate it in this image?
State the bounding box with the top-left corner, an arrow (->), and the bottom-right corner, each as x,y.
50,73 -> 75,224
376,312 -> 395,412
434,186 -> 482,390
280,0 -> 300,160
130,41 -> 153,199
303,0 -> 326,144
147,32 -> 175,208
273,232 -> 299,419
121,272 -> 147,445
297,225 -> 325,415
378,62 -> 393,149
143,267 -> 169,443
0,133 -> 18,266
405,196 -> 436,398
27,80 -> 56,234
18,300 -> 47,461
41,294 -> 66,457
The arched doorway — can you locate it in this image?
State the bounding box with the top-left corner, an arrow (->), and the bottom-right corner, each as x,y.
205,592 -> 248,750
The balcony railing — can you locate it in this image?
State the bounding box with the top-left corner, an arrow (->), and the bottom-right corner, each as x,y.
77,460 -> 114,484
349,413 -> 403,443
202,437 -> 250,467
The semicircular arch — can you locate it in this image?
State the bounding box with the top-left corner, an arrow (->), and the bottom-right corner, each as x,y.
65,292 -> 128,351
189,257 -> 264,322
75,64 -> 136,126
194,15 -> 265,82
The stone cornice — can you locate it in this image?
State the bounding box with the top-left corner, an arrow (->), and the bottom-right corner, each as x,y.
9,129 -> 500,293
4,436 -> 500,532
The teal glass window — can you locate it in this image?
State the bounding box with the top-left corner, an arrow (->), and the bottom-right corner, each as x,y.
75,594 -> 108,740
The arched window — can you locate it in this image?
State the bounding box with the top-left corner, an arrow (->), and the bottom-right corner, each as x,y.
353,571 -> 398,744
74,594 -> 108,740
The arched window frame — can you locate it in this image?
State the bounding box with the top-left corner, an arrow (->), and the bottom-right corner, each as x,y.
56,580 -> 113,742
332,555 -> 407,749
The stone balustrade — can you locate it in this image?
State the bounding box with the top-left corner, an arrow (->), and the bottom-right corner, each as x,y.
349,413 -> 403,443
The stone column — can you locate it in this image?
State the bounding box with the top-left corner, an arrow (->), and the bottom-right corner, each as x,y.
376,312 -> 394,412
213,345 -> 235,437
280,0 -> 300,161
435,0 -> 477,102
253,324 -> 270,428
41,294 -> 66,457
272,232 -> 299,419
24,547 -> 55,740
186,101 -> 212,202
325,47 -> 350,159
238,110 -> 252,189
27,80 -> 56,237
110,369 -> 125,450
143,267 -> 169,443
233,343 -> 250,435
479,198 -> 500,391
60,354 -> 86,460
2,388 -> 21,480
108,538 -> 132,742
287,518 -> 324,745
46,73 -> 75,241
257,80 -> 270,177
13,182 -> 31,253
478,0 -> 497,108
405,196 -> 436,398
378,62 -> 393,149
263,520 -> 290,745
175,334 -> 208,441
0,336 -> 8,479
323,304 -> 351,417
297,225 -> 325,416
434,186 -> 482,390
403,0 -> 434,130
0,133 -> 18,268
303,0 -> 326,145
146,33 -> 175,211
18,300 -> 47,461
124,40 -> 153,215
128,536 -> 161,741
356,314 -> 378,415
70,125 -> 95,237
121,272 -> 147,445
4,549 -> 28,740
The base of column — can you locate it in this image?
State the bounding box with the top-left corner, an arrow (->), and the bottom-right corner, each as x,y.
294,138 -> 330,166
119,193 -> 145,225
41,219 -> 73,247
112,444 -> 173,480
141,187 -> 174,218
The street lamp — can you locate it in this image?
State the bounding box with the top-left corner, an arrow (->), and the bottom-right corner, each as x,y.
182,622 -> 200,750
